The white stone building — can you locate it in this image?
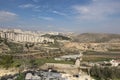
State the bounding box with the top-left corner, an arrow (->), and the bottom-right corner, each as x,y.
0,29 -> 54,43
110,59 -> 120,67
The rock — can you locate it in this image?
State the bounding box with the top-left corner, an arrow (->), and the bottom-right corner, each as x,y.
25,73 -> 33,80
7,78 -> 13,80
32,74 -> 41,80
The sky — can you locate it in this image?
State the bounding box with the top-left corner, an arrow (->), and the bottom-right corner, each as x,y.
0,0 -> 120,33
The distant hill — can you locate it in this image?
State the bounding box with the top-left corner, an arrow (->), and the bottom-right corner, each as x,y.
72,33 -> 120,43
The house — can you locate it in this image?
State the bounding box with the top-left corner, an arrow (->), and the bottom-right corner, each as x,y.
110,59 -> 120,67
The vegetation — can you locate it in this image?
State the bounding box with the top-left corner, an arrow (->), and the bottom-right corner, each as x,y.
4,39 -> 24,53
0,56 -> 74,70
35,58 -> 74,66
25,43 -> 34,52
42,34 -> 71,40
108,48 -> 120,52
12,59 -> 21,68
82,51 -> 120,62
0,55 -> 14,69
83,57 -> 113,62
13,58 -> 74,68
0,37 -> 4,43
29,59 -> 38,69
15,73 -> 25,80
90,66 -> 120,80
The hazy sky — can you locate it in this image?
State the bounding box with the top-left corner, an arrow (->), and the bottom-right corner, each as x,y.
0,0 -> 120,33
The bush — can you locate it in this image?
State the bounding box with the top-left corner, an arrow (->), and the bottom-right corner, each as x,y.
5,41 -> 23,53
15,73 -> 25,80
0,55 -> 14,69
90,66 -> 120,80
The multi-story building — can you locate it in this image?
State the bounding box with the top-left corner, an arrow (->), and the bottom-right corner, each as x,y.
0,29 -> 54,43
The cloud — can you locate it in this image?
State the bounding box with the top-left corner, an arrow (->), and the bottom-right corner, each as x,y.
52,11 -> 67,16
19,4 -> 35,8
0,11 -> 17,22
92,0 -> 98,2
38,16 -> 54,21
73,6 -> 89,14
72,0 -> 120,20
32,0 -> 39,3
19,4 -> 41,12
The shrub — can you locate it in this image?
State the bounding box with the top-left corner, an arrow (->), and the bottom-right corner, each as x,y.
90,66 -> 120,80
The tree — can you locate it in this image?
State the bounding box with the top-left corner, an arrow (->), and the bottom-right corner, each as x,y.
25,43 -> 34,52
25,43 -> 29,52
43,40 -> 47,44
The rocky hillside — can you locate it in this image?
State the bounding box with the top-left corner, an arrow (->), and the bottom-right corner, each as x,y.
72,33 -> 120,43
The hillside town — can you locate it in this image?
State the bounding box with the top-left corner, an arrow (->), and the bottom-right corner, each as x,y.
0,29 -> 54,43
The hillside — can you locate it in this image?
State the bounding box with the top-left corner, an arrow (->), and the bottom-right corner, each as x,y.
0,38 -> 24,54
41,34 -> 71,40
72,33 -> 120,43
